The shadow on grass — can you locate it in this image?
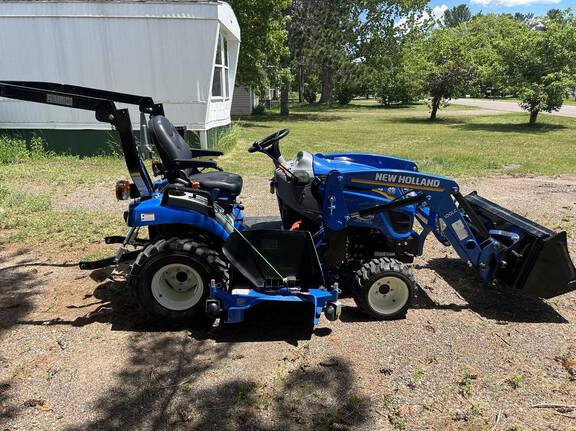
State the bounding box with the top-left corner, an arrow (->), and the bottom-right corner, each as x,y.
451,121 -> 569,133
379,116 -> 466,125
423,258 -> 568,323
288,101 -> 421,112
235,112 -> 345,125
0,247 -> 56,333
379,114 -> 569,134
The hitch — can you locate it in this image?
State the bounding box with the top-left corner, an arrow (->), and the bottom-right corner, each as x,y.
79,227 -> 144,270
79,249 -> 141,270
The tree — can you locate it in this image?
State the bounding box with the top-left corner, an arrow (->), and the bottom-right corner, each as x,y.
547,9 -> 564,22
517,73 -> 572,125
407,27 -> 477,120
306,0 -> 360,103
465,14 -> 528,97
501,10 -> 576,125
513,12 -> 534,24
227,0 -> 291,97
355,0 -> 428,100
285,0 -> 309,104
443,4 -> 472,28
290,0 -> 427,104
376,58 -> 424,106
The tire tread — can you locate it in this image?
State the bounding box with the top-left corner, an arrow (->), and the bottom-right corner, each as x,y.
129,237 -> 228,325
353,257 -> 415,320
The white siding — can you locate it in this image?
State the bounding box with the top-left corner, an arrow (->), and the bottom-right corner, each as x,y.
0,1 -> 240,131
231,86 -> 257,116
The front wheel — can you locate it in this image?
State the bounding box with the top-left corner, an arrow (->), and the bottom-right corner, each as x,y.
129,237 -> 228,327
353,258 -> 415,320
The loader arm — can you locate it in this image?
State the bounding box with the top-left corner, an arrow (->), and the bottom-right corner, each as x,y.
322,169 -> 576,298
322,169 -> 487,266
0,81 -> 164,197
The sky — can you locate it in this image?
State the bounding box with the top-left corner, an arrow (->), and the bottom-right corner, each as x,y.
428,0 -> 575,17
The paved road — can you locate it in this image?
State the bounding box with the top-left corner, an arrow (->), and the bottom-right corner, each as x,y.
453,98 -> 576,118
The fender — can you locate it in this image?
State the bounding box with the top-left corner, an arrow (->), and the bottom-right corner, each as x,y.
127,195 -> 232,241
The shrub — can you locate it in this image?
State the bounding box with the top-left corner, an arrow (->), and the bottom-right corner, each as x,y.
377,68 -> 421,106
303,87 -> 317,103
252,104 -> 266,115
0,135 -> 52,163
334,83 -> 356,105
303,76 -> 319,103
0,136 -> 28,164
29,136 -> 52,159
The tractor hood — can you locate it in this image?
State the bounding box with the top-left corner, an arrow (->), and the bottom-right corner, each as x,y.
312,153 -> 418,176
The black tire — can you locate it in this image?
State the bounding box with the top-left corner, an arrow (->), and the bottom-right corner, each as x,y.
353,257 -> 415,320
129,237 -> 228,327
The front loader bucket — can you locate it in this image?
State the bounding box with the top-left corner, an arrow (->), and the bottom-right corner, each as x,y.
464,193 -> 576,299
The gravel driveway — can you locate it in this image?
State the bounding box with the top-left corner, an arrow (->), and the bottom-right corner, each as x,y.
1,175 -> 576,431
453,98 -> 576,118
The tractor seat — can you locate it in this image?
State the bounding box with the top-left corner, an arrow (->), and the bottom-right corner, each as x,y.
190,171 -> 243,196
148,115 -> 243,196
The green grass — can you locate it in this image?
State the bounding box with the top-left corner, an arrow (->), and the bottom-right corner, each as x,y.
458,368 -> 475,398
221,100 -> 576,178
0,184 -> 124,247
0,156 -> 127,192
506,374 -> 525,389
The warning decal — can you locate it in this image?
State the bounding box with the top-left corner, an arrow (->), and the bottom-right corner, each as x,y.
451,219 -> 469,241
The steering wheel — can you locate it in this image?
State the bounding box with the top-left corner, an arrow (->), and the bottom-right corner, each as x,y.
248,128 -> 289,153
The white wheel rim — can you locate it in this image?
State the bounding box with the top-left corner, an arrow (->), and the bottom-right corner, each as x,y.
367,276 -> 410,316
151,263 -> 204,311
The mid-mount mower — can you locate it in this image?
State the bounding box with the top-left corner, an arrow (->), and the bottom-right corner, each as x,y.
1,81 -> 575,329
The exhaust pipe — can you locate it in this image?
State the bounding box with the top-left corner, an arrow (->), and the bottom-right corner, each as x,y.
464,192 -> 576,299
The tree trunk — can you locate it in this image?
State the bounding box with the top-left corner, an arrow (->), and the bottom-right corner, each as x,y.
529,110 -> 539,125
319,67 -> 333,104
429,97 -> 441,120
297,65 -> 304,104
280,85 -> 289,116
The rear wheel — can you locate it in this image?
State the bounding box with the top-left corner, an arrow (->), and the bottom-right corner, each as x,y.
129,237 -> 228,327
353,258 -> 415,320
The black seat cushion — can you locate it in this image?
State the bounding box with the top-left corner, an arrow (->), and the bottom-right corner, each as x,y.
190,171 -> 243,196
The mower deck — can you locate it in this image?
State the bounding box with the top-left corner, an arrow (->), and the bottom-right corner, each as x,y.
208,286 -> 339,324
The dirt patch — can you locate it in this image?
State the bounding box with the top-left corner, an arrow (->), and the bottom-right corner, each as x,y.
52,184 -> 126,214
1,175 -> 575,431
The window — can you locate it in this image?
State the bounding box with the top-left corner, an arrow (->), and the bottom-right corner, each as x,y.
212,34 -> 230,100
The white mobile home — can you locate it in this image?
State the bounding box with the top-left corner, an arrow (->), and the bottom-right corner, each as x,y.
0,0 -> 240,150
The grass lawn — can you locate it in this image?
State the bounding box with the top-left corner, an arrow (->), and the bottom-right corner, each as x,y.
221,100 -> 576,178
1,99 -> 575,250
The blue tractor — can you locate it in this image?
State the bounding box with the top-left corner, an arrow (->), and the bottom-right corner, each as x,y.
1,81 -> 575,328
